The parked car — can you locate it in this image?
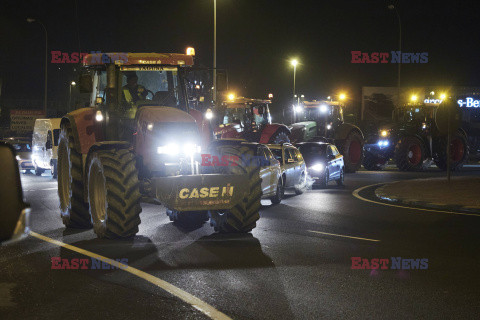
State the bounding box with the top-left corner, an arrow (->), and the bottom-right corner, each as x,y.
267,143 -> 307,195
208,139 -> 283,204
32,118 -> 61,178
295,142 -> 344,187
2,137 -> 34,173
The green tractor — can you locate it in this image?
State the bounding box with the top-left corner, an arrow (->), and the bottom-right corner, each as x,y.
363,100 -> 468,171
289,100 -> 364,173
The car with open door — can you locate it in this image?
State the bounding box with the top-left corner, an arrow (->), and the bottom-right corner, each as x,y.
295,141 -> 344,188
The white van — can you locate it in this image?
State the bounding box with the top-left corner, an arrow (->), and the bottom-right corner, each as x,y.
32,118 -> 61,178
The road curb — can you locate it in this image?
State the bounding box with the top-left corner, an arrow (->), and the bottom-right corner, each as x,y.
375,184 -> 480,214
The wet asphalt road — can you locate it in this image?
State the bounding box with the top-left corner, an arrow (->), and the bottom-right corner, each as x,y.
1,167 -> 480,319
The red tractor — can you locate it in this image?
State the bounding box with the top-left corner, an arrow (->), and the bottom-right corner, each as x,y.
57,51 -> 262,238
211,97 -> 291,144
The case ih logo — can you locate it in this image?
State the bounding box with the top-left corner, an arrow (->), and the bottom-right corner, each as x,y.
51,257 -> 128,270
179,185 -> 234,199
351,257 -> 429,270
351,51 -> 428,63
51,51 -> 128,64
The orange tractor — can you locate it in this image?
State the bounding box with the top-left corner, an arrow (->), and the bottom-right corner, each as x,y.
57,51 -> 262,238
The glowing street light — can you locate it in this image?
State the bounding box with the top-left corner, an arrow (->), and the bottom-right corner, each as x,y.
69,81 -> 76,111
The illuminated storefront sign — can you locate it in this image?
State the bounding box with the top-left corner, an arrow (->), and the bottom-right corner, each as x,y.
424,98 -> 442,104
457,97 -> 480,108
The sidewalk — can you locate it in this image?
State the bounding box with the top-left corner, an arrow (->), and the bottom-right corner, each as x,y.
375,176 -> 480,213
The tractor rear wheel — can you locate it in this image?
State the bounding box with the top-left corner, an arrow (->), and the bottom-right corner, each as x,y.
394,136 -> 426,171
338,131 -> 363,173
209,145 -> 262,233
87,148 -> 142,238
58,123 -> 91,228
269,130 -> 290,144
434,132 -> 469,171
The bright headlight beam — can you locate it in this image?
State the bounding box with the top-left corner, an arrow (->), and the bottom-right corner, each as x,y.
311,163 -> 324,171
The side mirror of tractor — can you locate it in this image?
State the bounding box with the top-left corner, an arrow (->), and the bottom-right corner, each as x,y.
78,74 -> 93,93
0,142 -> 30,244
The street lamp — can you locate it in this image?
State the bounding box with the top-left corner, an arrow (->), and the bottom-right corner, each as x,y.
290,59 -> 298,98
27,18 -> 48,115
388,5 -> 402,90
213,0 -> 217,103
69,81 -> 76,111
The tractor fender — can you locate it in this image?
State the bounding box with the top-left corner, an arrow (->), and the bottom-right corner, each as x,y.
334,123 -> 364,141
61,107 -> 103,155
83,141 -> 131,202
259,123 -> 291,144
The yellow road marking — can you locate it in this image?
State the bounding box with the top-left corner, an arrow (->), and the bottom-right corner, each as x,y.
307,230 -> 380,242
352,183 -> 480,217
29,231 -> 232,320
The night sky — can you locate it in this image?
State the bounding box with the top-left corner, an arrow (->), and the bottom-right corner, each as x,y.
1,0 -> 480,111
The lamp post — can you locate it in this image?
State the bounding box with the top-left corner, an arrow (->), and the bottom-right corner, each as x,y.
290,59 -> 298,98
27,18 -> 48,116
213,0 -> 217,104
69,81 -> 76,112
388,5 -> 401,102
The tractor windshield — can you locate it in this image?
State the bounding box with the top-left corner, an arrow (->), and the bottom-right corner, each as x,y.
221,105 -> 248,125
402,105 -> 435,123
95,67 -> 186,108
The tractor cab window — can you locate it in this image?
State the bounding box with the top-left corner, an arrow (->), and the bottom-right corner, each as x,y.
252,104 -> 270,126
404,106 -> 431,122
222,105 -> 247,126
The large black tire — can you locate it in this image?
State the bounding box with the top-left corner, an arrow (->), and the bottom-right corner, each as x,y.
269,130 -> 290,144
166,209 -> 209,227
209,145 -> 262,233
362,150 -> 386,171
270,177 -> 284,204
434,132 -> 469,171
394,136 -> 426,171
338,131 -> 363,173
57,123 -> 91,228
318,168 -> 329,188
87,148 -> 142,238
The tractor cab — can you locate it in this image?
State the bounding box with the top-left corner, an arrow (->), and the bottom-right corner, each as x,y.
214,97 -> 273,141
393,102 -> 440,133
293,100 -> 344,139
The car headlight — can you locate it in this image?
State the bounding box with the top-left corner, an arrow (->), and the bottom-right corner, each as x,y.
310,163 -> 324,171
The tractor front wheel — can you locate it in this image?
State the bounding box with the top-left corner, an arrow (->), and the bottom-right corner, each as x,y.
394,136 -> 426,171
87,148 -> 142,238
269,130 -> 290,144
434,132 -> 469,171
338,131 -> 363,173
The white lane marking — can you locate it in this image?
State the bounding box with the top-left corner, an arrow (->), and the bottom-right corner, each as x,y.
307,230 -> 380,242
29,231 -> 232,320
352,183 -> 480,217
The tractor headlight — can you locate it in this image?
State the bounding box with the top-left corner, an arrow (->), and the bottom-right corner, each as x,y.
377,140 -> 390,147
205,108 -> 213,120
326,124 -> 332,130
95,110 -> 104,122
157,143 -> 201,155
380,130 -> 388,137
310,163 -> 324,171
294,105 -> 303,113
16,155 -> 21,161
